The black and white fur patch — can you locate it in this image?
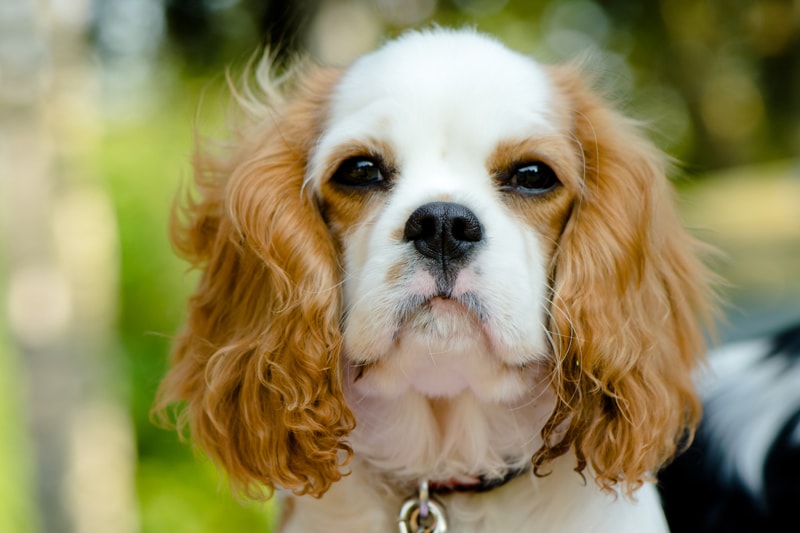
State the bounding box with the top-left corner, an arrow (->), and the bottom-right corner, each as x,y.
659,322 -> 800,532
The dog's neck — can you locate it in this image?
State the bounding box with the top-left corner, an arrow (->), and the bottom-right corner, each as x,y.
426,466 -> 530,494
343,365 -> 556,490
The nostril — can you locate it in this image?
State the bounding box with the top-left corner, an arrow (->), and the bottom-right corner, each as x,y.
403,202 -> 483,261
451,213 -> 482,243
403,210 -> 438,242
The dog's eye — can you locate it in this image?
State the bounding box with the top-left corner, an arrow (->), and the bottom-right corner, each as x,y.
504,162 -> 560,194
331,157 -> 387,188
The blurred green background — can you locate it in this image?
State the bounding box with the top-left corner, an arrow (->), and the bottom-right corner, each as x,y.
1,1 -> 798,532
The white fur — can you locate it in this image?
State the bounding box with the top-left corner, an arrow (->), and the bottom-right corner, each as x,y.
294,29 -> 669,532
283,455 -> 669,532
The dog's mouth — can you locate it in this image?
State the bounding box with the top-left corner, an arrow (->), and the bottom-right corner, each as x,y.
394,291 -> 489,331
341,263 -> 551,401
429,292 -> 488,318
345,291 -> 539,400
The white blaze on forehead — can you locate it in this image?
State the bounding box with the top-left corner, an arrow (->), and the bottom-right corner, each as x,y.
307,29 -> 557,189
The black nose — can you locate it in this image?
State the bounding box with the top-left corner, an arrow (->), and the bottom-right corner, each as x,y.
403,202 -> 483,265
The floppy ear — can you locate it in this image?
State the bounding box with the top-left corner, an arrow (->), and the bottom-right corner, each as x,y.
535,66 -> 716,495
154,66 -> 354,499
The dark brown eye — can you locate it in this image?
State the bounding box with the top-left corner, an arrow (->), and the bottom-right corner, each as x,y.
331,157 -> 387,188
504,162 -> 560,194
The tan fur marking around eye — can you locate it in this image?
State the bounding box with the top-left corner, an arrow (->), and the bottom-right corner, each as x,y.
487,138 -> 578,258
318,139 -> 397,245
488,137 -> 582,191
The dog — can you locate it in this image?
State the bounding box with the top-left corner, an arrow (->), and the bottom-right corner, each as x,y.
659,321 -> 800,532
155,28 -> 716,531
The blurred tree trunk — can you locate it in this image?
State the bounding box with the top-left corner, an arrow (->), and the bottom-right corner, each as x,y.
0,2 -> 136,532
1,2 -> 73,531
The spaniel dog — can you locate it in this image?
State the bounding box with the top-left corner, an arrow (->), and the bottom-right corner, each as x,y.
660,322 -> 800,532
156,29 -> 715,532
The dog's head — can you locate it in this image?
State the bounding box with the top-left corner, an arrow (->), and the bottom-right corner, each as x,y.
156,29 -> 714,499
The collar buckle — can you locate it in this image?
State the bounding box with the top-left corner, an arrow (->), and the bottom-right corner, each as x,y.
397,480 -> 448,533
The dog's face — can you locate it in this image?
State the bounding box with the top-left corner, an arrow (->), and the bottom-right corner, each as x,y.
308,33 -> 575,402
156,29 -> 714,500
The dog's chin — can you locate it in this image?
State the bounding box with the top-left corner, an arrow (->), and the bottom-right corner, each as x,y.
345,297 -> 542,402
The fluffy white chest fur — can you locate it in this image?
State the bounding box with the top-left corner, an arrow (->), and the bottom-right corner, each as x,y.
283,456 -> 669,532
157,28 -> 713,532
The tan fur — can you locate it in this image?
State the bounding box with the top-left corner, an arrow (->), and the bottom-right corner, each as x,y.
533,66 -> 716,495
154,67 -> 355,499
486,137 -> 578,257
317,139 -> 398,253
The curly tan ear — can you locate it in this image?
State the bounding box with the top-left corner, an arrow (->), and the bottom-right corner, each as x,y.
154,67 -> 354,500
535,66 -> 716,495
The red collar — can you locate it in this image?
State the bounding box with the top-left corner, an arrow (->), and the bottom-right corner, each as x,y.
427,467 -> 529,494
